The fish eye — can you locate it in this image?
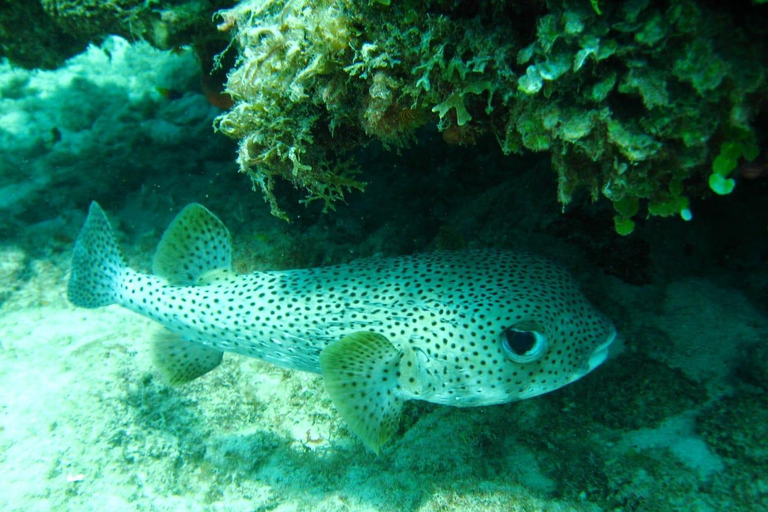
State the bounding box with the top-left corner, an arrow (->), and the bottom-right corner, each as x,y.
501,327 -> 547,363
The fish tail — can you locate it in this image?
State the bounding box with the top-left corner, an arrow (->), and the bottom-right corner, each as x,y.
67,201 -> 126,308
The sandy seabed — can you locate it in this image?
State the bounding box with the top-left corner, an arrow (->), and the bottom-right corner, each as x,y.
1,236 -> 766,512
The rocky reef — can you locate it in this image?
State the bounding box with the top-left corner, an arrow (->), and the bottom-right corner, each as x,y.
214,0 -> 768,227
0,0 -> 236,68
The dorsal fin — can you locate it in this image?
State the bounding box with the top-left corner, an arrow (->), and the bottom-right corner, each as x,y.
152,203 -> 231,286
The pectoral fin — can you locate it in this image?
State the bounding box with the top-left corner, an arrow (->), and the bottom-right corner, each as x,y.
320,331 -> 405,454
151,330 -> 224,385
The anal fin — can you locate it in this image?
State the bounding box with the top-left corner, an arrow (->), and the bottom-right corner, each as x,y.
320,331 -> 405,454
151,330 -> 223,385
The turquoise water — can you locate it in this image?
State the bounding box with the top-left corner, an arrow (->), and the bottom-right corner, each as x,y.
0,29 -> 766,512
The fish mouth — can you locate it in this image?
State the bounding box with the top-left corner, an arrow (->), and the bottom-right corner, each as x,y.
586,326 -> 617,372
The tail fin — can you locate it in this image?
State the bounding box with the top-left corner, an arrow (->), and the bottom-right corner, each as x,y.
67,202 -> 126,308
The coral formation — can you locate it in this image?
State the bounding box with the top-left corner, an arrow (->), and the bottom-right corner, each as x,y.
215,0 -> 767,225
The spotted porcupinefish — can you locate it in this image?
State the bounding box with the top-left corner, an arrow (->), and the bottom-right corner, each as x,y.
68,202 -> 616,453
